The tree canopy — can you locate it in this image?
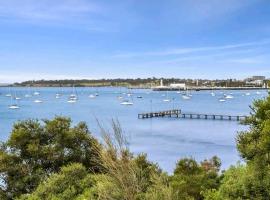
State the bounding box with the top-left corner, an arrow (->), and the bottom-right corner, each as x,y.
0,117 -> 102,199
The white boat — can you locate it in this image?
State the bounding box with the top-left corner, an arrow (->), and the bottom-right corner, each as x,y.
5,94 -> 12,97
211,92 -> 215,97
245,92 -> 251,96
68,95 -> 77,103
182,95 -> 191,100
89,94 -> 96,99
34,99 -> 43,103
182,90 -> 192,100
25,94 -> 32,98
9,105 -> 20,109
68,86 -> 78,103
224,94 -> 234,99
67,99 -> 77,103
33,91 -> 40,96
117,96 -> 123,100
219,98 -> 226,102
55,93 -> 62,99
9,95 -> 20,109
120,100 -> 133,105
15,97 -> 21,100
163,99 -> 171,102
163,91 -> 171,102
256,91 -> 261,95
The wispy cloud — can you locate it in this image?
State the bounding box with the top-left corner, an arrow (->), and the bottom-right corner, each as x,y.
170,0 -> 261,24
112,39 -> 270,58
0,0 -> 101,21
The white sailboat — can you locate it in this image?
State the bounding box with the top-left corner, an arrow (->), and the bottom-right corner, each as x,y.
182,90 -> 191,100
120,100 -> 133,105
14,91 -> 21,100
25,94 -> 32,98
219,98 -> 226,102
89,94 -> 96,99
67,86 -> 78,103
224,94 -> 234,99
120,90 -> 134,105
55,93 -> 61,99
9,95 -> 20,109
5,87 -> 12,97
34,99 -> 43,103
33,91 -> 40,96
182,95 -> 191,100
25,87 -> 32,98
163,91 -> 171,102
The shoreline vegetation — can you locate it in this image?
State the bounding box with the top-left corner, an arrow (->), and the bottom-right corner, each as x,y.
0,93 -> 270,199
7,78 -> 270,89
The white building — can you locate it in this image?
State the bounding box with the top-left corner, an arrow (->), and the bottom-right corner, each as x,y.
169,83 -> 186,90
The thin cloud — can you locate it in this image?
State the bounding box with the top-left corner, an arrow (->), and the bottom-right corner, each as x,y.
112,39 -> 270,58
0,0 -> 102,21
176,0 -> 259,23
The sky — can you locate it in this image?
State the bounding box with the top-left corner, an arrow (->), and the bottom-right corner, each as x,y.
0,0 -> 270,82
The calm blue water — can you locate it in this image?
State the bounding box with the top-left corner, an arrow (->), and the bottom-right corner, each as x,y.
0,87 -> 268,173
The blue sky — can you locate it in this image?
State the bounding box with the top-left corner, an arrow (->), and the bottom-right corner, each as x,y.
0,0 -> 270,82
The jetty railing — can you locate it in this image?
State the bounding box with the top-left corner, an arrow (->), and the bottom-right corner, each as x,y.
138,109 -> 247,121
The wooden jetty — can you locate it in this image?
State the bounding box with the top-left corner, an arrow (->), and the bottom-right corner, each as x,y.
138,109 -> 247,121
138,109 -> 181,119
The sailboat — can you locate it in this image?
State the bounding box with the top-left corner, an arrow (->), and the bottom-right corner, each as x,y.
5,87 -> 12,97
33,89 -> 40,96
182,90 -> 191,100
120,90 -> 134,105
163,91 -> 171,102
55,93 -> 61,99
224,94 -> 234,99
34,99 -> 43,103
67,86 -> 78,103
120,100 -> 134,105
24,87 -> 32,98
89,94 -> 96,99
219,98 -> 226,102
95,88 -> 99,96
14,91 -> 21,100
9,95 -> 20,109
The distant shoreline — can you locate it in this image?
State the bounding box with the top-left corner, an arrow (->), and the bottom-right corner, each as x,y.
1,78 -> 269,90
1,85 -> 268,91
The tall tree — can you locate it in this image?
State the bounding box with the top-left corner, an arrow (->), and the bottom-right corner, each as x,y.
0,117 -> 102,199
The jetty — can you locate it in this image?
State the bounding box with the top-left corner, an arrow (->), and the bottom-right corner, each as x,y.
138,109 -> 247,121
152,86 -> 268,91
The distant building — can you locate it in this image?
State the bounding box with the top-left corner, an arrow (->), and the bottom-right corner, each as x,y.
169,83 -> 186,90
244,76 -> 266,87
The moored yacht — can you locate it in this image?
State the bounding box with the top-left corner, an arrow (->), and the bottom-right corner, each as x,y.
120,100 -> 133,105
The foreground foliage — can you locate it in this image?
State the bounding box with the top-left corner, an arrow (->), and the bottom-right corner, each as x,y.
0,117 -> 102,199
1,92 -> 270,199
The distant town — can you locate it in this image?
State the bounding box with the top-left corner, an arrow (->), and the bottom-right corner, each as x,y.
3,75 -> 269,90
